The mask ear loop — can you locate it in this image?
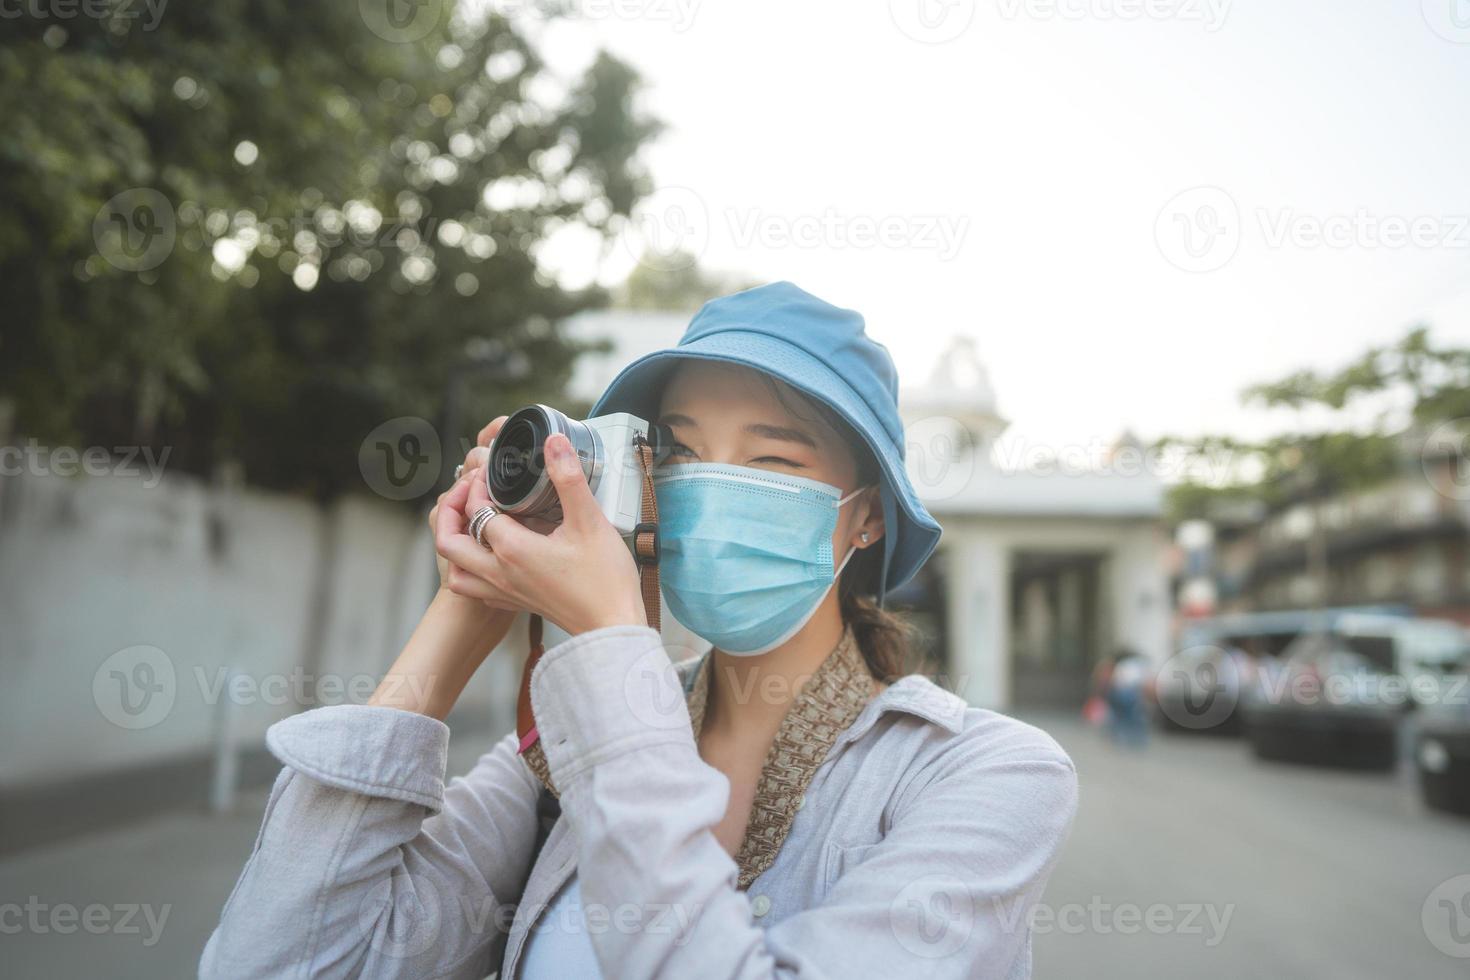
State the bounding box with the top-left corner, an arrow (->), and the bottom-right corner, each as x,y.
833,484 -> 873,577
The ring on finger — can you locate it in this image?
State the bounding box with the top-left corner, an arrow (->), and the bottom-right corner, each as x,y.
467,505 -> 498,547
467,504 -> 493,541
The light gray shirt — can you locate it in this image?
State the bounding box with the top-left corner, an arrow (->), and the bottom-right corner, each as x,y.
519,873 -> 601,978
199,624 -> 1078,979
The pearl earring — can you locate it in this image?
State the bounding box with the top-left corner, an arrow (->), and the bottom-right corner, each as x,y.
860,531 -> 870,544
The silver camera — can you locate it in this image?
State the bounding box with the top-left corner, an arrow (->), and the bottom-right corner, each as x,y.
486,404 -> 669,535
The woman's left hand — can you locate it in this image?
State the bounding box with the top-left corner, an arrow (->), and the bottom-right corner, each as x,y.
435,432 -> 648,637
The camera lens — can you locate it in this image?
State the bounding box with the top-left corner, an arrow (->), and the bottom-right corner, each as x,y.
487,405 -> 599,518
489,410 -> 545,508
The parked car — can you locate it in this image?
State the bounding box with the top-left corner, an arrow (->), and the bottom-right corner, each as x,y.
1414,667 -> 1470,817
1327,614 -> 1470,707
1241,616 -> 1470,770
1244,697 -> 1402,770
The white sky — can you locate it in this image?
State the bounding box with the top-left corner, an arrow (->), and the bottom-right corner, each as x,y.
523,0 -> 1470,457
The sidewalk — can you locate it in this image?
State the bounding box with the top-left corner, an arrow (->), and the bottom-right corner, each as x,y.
0,730 -> 497,979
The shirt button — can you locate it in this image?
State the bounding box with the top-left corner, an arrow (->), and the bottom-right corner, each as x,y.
751,895 -> 772,917
796,793 -> 806,809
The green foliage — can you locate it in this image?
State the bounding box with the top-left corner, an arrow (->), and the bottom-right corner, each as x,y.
615,250 -> 757,312
1162,325 -> 1470,522
0,2 -> 659,499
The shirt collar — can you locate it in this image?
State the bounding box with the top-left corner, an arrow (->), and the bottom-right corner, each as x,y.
840,674 -> 969,743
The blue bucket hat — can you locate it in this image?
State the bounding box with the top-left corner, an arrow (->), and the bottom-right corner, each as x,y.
591,281 -> 942,598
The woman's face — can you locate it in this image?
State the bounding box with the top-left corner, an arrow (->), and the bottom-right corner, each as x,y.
657,361 -> 884,560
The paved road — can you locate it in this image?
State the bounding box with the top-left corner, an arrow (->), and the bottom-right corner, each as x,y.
1033,714 -> 1470,979
2,716 -> 1467,978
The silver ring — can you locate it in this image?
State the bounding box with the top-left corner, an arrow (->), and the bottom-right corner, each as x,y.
454,464 -> 464,480
468,505 -> 498,547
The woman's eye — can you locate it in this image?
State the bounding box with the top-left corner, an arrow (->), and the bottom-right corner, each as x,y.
670,443 -> 698,458
754,456 -> 803,468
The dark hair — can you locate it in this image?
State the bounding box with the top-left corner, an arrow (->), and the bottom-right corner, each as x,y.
760,377 -> 918,682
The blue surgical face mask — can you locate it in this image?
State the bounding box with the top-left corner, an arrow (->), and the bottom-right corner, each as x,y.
654,463 -> 867,656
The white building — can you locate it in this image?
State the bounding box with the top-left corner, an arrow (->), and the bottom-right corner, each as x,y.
565,313 -> 1170,711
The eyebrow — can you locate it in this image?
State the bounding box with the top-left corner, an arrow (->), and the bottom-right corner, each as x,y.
744,422 -> 819,449
658,414 -> 820,450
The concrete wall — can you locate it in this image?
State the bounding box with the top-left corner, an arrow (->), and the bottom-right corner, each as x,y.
0,461 -> 706,793
938,516 -> 1170,709
0,464 -> 454,790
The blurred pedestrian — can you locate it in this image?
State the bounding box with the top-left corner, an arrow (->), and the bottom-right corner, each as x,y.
1098,647 -> 1150,747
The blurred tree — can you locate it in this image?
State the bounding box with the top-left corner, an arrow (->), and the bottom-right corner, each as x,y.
0,2 -> 660,499
1161,325 -> 1470,522
614,248 -> 756,312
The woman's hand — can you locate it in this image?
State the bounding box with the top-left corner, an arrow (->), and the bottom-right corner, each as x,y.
435,432 -> 647,637
429,416 -> 505,590
367,416 -> 521,719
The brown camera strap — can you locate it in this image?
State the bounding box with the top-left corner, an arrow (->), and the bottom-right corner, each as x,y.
516,435 -> 660,796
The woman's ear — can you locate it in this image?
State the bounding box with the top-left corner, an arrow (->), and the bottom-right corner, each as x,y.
853,487 -> 886,550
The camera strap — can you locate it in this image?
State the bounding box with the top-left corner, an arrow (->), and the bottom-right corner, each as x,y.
515,433 -> 661,797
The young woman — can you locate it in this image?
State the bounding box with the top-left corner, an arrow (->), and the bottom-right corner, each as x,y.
201,282 -> 1078,979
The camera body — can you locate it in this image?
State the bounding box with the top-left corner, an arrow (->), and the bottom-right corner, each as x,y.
486,404 -> 668,536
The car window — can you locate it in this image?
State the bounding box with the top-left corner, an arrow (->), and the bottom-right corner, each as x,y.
1340,635 -> 1395,673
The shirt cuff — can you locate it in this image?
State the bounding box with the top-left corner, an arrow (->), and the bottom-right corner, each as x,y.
529,625 -> 697,785
265,704 -> 450,811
